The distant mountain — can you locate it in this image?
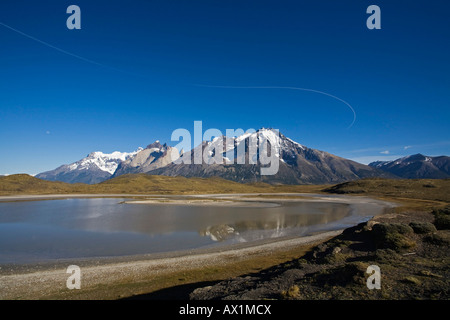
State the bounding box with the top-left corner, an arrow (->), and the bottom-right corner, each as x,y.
36,128 -> 401,185
147,128 -> 393,184
112,141 -> 179,178
36,141 -> 179,184
369,154 -> 450,179
35,149 -> 142,184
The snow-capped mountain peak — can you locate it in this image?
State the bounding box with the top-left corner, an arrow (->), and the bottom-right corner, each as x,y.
177,127 -> 307,168
149,127 -> 393,184
224,128 -> 304,152
73,149 -> 143,175
35,147 -> 143,184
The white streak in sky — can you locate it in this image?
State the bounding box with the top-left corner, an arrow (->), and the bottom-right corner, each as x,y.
196,85 -> 357,129
0,21 -> 147,79
0,21 -> 358,129
0,22 -> 108,67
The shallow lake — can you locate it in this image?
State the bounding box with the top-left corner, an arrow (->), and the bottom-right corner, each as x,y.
0,195 -> 387,264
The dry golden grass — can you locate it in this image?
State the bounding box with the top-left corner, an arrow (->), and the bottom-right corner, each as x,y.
1,175 -> 448,214
323,178 -> 450,202
0,173 -> 326,196
1,175 -> 449,211
324,178 -> 450,212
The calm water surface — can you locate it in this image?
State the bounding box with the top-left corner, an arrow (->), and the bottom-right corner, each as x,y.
0,197 -> 378,264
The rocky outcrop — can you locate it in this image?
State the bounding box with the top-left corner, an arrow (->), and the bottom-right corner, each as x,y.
112,141 -> 179,177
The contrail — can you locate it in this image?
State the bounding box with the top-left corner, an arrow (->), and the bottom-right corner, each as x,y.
0,21 -> 145,78
0,22 -> 108,67
0,21 -> 357,129
195,85 -> 357,129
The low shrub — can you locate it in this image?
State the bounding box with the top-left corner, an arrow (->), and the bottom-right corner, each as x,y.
433,207 -> 450,230
371,223 -> 416,252
409,222 -> 437,234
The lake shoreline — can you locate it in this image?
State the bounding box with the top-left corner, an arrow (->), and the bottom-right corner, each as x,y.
0,229 -> 343,300
0,192 -> 396,299
0,193 -> 394,267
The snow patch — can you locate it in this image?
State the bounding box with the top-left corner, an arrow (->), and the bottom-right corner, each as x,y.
70,148 -> 143,175
286,137 -> 305,150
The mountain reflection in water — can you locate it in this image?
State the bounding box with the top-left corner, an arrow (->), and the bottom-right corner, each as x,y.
199,202 -> 350,242
0,195 -> 386,264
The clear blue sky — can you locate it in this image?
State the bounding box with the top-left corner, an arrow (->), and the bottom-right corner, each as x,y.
1,0 -> 449,175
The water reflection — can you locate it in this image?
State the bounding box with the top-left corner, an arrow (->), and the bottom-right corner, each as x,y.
201,225 -> 237,241
199,203 -> 350,242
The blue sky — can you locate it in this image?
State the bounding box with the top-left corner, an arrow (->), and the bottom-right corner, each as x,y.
1,0 -> 449,175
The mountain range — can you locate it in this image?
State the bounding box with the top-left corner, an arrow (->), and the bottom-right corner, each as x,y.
148,129 -> 392,184
369,154 -> 450,179
35,149 -> 143,184
35,129 -> 449,185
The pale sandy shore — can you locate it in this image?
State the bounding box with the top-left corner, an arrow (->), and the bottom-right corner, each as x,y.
0,194 -> 153,202
0,230 -> 342,300
125,198 -> 280,207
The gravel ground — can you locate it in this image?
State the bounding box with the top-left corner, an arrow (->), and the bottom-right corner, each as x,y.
0,230 -> 342,300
